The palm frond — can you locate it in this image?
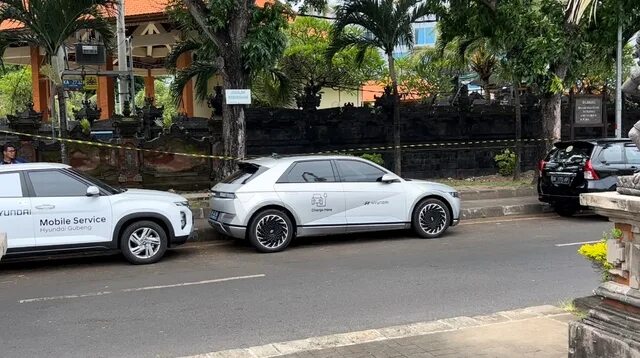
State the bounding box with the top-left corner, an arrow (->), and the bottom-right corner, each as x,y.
566,0 -> 596,24
252,69 -> 295,107
0,0 -> 116,57
170,61 -> 218,105
166,40 -> 203,71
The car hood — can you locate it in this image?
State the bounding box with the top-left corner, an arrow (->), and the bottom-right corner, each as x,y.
405,179 -> 457,193
120,188 -> 187,202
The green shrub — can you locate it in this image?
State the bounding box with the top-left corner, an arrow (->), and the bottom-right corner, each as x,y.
80,119 -> 91,135
359,153 -> 384,166
494,149 -> 517,176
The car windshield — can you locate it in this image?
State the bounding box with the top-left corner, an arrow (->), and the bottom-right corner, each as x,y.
550,143 -> 593,164
222,163 -> 265,184
69,169 -> 123,194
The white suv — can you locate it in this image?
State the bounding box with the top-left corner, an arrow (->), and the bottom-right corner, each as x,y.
0,163 -> 193,264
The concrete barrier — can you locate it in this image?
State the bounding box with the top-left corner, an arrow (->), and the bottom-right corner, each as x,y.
0,232 -> 6,260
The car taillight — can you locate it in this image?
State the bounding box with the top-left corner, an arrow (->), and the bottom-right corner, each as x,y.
584,160 -> 599,180
538,160 -> 547,177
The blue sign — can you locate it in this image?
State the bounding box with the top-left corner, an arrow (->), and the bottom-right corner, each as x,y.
63,79 -> 83,91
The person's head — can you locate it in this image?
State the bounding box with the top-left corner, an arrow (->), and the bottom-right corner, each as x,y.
3,144 -> 17,161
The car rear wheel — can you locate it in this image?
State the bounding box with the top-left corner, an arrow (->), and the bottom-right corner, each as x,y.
248,209 -> 293,253
412,198 -> 450,238
120,220 -> 168,265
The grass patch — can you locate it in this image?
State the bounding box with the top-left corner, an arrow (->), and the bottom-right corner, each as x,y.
433,178 -> 534,189
558,298 -> 587,319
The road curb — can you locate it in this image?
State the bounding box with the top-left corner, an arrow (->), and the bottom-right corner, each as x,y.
458,187 -> 536,201
461,202 -> 553,220
181,305 -> 567,358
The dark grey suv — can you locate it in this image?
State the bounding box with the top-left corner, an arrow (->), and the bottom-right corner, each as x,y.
538,138 -> 639,216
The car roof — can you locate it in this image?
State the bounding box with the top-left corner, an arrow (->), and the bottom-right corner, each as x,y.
0,162 -> 70,173
555,138 -> 632,146
244,155 -> 369,168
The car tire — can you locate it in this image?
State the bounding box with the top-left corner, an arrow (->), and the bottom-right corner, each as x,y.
248,209 -> 294,253
412,198 -> 450,239
120,220 -> 168,265
555,203 -> 578,217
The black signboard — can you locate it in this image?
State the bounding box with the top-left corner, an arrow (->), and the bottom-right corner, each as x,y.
574,96 -> 603,127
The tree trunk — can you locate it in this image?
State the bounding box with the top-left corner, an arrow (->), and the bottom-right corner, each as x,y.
219,54 -> 249,179
55,85 -> 69,164
388,54 -> 401,176
540,93 -> 562,152
513,79 -> 522,180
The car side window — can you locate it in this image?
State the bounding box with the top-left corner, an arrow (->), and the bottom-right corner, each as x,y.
280,160 -> 336,183
336,160 -> 386,182
0,173 -> 23,198
625,145 -> 640,165
28,170 -> 89,197
598,144 -> 624,164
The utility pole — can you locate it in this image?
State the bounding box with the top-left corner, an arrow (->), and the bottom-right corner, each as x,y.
116,0 -> 129,114
615,13 -> 623,138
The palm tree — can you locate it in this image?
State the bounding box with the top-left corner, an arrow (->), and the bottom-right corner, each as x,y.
328,0 -> 433,175
468,44 -> 498,100
0,0 -> 115,164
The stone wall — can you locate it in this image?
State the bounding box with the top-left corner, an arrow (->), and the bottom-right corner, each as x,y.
3,100 -> 640,190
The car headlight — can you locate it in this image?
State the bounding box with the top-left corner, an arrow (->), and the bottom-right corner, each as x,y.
212,191 -> 237,199
175,201 -> 190,208
449,192 -> 460,198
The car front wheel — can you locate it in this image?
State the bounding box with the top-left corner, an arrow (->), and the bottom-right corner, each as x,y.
412,198 -> 450,238
120,220 -> 168,264
248,209 -> 294,253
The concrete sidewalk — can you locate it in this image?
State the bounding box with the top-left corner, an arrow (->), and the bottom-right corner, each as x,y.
186,305 -> 574,358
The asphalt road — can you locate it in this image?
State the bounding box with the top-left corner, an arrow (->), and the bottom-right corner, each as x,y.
0,214 -> 607,358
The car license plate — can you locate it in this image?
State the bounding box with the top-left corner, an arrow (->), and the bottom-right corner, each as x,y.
551,175 -> 572,185
209,210 -> 220,221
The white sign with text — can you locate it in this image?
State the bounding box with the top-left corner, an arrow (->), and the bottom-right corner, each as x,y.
225,89 -> 252,105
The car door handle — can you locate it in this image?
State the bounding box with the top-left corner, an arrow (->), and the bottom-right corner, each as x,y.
35,204 -> 55,210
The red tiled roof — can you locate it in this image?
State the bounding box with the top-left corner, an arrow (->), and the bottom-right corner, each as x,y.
2,0 -> 269,30
1,0 -> 167,31
127,0 -> 168,17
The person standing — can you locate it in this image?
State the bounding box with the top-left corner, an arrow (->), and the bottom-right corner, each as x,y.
1,144 -> 27,164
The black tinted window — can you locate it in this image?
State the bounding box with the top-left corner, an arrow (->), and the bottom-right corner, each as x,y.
336,160 -> 386,182
625,145 -> 640,165
28,170 -> 89,197
222,163 -> 265,184
0,173 -> 23,198
598,143 -> 624,163
281,160 -> 336,183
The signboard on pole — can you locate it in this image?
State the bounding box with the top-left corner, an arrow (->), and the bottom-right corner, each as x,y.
84,75 -> 98,90
225,89 -> 252,105
574,96 -> 603,126
63,78 -> 84,91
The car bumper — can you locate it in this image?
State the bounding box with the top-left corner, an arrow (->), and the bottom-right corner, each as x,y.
208,219 -> 246,239
171,234 -> 190,246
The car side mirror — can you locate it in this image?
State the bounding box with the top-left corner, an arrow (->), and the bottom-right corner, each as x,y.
380,174 -> 400,183
86,186 -> 100,197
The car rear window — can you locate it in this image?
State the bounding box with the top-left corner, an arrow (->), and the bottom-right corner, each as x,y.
222,163 -> 266,184
549,143 -> 594,163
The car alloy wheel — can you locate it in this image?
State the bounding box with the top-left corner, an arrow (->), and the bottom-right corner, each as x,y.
120,220 -> 168,264
128,227 -> 162,259
419,203 -> 447,235
413,198 -> 450,238
249,209 -> 294,253
255,214 -> 289,249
